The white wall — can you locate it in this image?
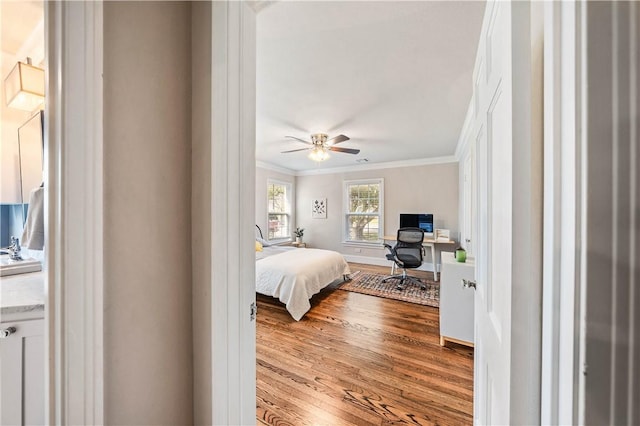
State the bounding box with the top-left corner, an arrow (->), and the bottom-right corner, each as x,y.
295,162 -> 459,266
103,2 -> 193,424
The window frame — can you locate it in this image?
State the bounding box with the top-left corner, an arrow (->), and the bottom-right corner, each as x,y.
266,179 -> 292,242
342,178 -> 384,245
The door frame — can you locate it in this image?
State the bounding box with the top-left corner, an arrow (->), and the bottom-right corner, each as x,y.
540,2 -> 583,423
542,2 -> 640,424
45,1 -> 104,424
209,2 -> 257,424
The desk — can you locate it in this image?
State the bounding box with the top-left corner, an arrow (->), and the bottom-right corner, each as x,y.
383,235 -> 456,281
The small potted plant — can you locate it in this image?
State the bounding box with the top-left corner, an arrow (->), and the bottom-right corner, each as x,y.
294,227 -> 304,244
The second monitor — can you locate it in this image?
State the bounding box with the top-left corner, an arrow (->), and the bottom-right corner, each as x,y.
399,213 -> 434,234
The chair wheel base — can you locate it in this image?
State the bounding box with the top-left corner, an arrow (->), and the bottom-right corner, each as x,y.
381,273 -> 427,292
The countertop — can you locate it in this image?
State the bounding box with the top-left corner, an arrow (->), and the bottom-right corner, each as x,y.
1,271 -> 45,321
441,251 -> 475,266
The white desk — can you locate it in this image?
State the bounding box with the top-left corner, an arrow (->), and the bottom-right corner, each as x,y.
383,235 -> 456,281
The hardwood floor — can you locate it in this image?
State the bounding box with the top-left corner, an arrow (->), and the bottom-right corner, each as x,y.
256,263 -> 474,425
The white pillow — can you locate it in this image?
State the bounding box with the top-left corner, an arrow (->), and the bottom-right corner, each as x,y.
256,237 -> 271,247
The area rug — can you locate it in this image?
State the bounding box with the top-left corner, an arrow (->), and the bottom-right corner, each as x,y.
340,271 -> 439,308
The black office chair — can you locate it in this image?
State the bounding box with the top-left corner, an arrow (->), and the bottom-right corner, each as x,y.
382,227 -> 426,290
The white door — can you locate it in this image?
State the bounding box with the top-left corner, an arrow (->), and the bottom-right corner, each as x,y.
473,1 -> 542,424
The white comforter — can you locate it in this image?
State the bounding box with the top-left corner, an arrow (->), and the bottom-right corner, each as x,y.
256,248 -> 350,321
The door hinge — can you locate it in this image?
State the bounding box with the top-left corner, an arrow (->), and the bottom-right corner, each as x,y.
250,302 -> 257,321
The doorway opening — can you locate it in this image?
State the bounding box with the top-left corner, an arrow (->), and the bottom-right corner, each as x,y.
253,2 -> 484,423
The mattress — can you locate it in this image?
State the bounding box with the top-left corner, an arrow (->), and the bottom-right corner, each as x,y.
255,248 -> 350,320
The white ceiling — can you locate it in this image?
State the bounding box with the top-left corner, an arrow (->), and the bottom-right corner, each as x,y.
256,1 -> 485,172
1,1 -> 43,56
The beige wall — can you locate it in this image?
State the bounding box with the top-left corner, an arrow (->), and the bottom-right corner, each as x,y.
103,2 -> 193,424
255,166 -> 296,239
296,162 -> 459,265
191,2 -> 211,424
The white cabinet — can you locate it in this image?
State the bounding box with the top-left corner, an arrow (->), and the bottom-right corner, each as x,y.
439,252 -> 475,347
1,318 -> 45,425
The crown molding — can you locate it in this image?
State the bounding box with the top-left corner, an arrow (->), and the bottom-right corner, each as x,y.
255,160 -> 296,176
294,155 -> 458,176
257,155 -> 459,177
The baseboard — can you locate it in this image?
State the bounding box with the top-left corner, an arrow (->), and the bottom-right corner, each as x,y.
343,254 -> 438,273
343,254 -> 389,267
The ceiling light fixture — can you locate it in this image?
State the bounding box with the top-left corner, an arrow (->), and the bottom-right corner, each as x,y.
282,133 -> 358,162
308,146 -> 330,162
4,58 -> 45,112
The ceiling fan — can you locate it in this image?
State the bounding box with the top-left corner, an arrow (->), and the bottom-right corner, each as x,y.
281,133 -> 360,162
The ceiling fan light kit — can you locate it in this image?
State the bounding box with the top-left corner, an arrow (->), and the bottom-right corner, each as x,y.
282,133 -> 360,162
308,147 -> 330,162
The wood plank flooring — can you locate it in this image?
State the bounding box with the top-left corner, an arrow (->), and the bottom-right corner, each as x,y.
256,263 -> 474,425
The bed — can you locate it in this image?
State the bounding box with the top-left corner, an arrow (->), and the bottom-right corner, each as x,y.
255,226 -> 350,320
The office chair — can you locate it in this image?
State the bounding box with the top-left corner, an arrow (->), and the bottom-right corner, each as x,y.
382,227 -> 426,290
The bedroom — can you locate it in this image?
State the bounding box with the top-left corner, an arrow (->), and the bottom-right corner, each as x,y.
253,2 -> 483,424
254,1 -> 475,262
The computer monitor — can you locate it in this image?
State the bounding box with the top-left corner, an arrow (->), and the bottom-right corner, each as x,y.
399,213 -> 433,234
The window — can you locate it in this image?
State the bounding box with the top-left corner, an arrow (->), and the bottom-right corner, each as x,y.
267,180 -> 291,240
344,179 -> 384,244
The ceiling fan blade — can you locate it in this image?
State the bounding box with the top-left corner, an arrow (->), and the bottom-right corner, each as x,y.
281,147 -> 312,153
329,146 -> 360,155
285,135 -> 313,145
326,134 -> 350,145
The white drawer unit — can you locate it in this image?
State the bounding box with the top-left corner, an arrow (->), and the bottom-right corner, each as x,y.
439,252 -> 475,347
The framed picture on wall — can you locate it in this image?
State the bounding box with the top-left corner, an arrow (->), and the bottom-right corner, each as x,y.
312,198 -> 327,219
